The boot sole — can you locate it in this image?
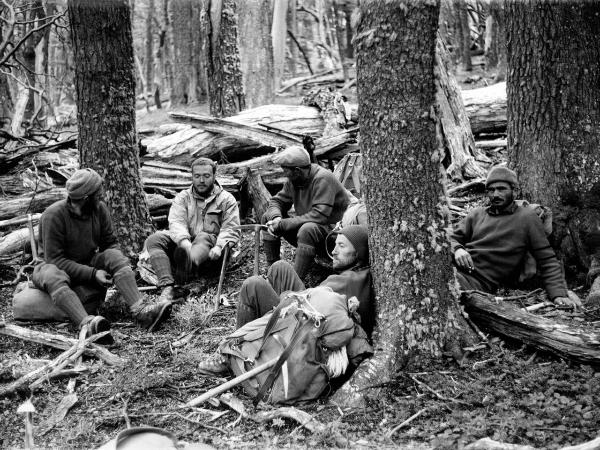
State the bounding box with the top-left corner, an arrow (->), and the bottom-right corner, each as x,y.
147,302 -> 173,332
90,316 -> 114,345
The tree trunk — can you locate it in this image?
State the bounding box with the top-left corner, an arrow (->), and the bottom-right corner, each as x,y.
506,0 -> 600,274
486,0 -> 506,81
205,0 -> 245,117
145,0 -> 155,103
0,72 -> 13,129
168,0 -> 203,106
288,0 -> 298,77
333,0 -> 474,408
237,0 -> 274,109
455,0 -> 472,71
271,0 -> 287,92
69,0 -> 153,257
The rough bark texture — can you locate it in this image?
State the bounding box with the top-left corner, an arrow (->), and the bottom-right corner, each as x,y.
169,0 -> 204,106
69,0 -> 153,257
454,0 -> 472,71
271,0 -> 287,91
236,0 -> 273,109
145,0 -> 155,99
333,0 -> 469,408
485,0 -> 506,81
205,0 -> 245,117
506,0 -> 600,273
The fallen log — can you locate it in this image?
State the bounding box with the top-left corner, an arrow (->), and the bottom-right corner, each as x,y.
0,214 -> 41,229
462,82 -> 507,134
169,112 -> 301,149
0,189 -> 66,221
0,322 -> 124,366
462,291 -> 600,365
217,155 -> 286,191
0,226 -> 38,258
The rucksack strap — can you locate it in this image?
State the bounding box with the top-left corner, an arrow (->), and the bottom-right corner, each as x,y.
253,317 -> 315,406
250,300 -> 288,361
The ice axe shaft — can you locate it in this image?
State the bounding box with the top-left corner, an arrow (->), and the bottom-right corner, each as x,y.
231,224 -> 267,276
183,357 -> 278,407
214,243 -> 231,310
27,214 -> 37,260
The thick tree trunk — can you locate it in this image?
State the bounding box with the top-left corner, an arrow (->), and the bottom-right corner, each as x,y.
205,0 -> 245,117
145,0 -> 155,103
0,73 -> 13,129
237,0 -> 273,109
69,0 -> 153,257
455,0 -> 472,71
333,0 -> 473,408
506,0 -> 600,274
485,1 -> 506,81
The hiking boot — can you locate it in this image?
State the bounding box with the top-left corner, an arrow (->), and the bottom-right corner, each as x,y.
132,299 -> 173,332
197,355 -> 229,377
80,315 -> 114,345
159,285 -> 175,303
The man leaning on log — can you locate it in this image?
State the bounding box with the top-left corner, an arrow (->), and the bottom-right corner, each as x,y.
263,145 -> 353,279
145,157 -> 240,302
18,169 -> 173,344
450,166 -> 581,309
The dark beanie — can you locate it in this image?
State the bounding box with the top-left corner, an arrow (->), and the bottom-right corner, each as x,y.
66,168 -> 103,200
339,225 -> 369,264
486,166 -> 519,188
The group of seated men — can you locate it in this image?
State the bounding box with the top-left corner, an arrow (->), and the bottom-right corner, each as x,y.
21,145 -> 580,349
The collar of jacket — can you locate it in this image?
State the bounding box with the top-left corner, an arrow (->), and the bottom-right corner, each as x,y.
486,201 -> 518,216
191,182 -> 222,201
66,198 -> 94,219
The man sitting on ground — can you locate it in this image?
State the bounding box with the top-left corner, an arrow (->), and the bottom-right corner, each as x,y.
30,168 -> 172,343
145,157 -> 240,302
450,166 -> 581,309
198,224 -> 375,375
263,146 -> 352,279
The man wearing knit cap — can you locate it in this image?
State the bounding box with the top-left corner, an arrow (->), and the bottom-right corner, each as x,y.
263,145 -> 352,279
144,157 -> 240,302
198,224 -> 375,375
25,168 -> 172,344
450,165 -> 580,309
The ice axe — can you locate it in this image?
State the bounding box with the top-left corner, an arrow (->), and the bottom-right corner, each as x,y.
231,224 -> 268,276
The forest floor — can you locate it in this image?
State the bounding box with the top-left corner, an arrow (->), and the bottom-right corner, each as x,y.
2,61 -> 599,449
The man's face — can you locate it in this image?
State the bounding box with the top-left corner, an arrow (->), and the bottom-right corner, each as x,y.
82,186 -> 104,212
332,234 -> 358,270
282,166 -> 306,186
486,181 -> 514,209
192,164 -> 215,196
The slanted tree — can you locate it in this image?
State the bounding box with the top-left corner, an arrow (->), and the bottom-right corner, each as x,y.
332,0 -> 476,407
204,0 -> 245,117
68,0 -> 153,257
506,0 -> 600,275
237,0 -> 273,109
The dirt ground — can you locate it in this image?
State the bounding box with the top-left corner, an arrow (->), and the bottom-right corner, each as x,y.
1,232 -> 600,449
2,63 -> 600,449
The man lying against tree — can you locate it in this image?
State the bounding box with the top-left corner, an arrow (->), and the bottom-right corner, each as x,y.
28,168 -> 172,344
262,145 -> 352,279
450,166 -> 581,309
198,224 -> 375,375
145,157 -> 240,302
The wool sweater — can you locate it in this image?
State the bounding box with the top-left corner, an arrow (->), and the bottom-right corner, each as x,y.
265,164 -> 351,231
450,202 -> 568,299
321,266 -> 375,337
38,199 -> 118,284
168,182 -> 240,249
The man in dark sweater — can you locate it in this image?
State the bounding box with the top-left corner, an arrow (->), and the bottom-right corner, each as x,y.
263,145 -> 352,279
450,166 -> 580,308
30,169 -> 172,343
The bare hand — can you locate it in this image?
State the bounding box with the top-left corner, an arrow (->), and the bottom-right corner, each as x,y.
208,245 -> 222,260
454,248 -> 474,271
95,269 -> 113,287
553,294 -> 582,310
266,217 -> 282,236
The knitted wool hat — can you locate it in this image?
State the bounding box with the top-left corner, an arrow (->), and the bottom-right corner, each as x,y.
486,166 -> 519,188
338,225 -> 369,265
272,145 -> 311,167
66,168 -> 103,200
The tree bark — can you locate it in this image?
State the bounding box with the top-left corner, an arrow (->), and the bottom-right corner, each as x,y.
485,0 -> 506,81
455,0 -> 472,71
236,0 -> 273,109
205,0 -> 245,117
145,0 -> 155,103
333,0 -> 473,408
69,0 -> 153,257
168,0 -> 204,106
506,0 -> 600,273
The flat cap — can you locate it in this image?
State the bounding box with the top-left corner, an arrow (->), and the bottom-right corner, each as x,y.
272,145 -> 311,167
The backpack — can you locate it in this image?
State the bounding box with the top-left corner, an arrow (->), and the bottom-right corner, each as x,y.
219,286 -> 356,405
